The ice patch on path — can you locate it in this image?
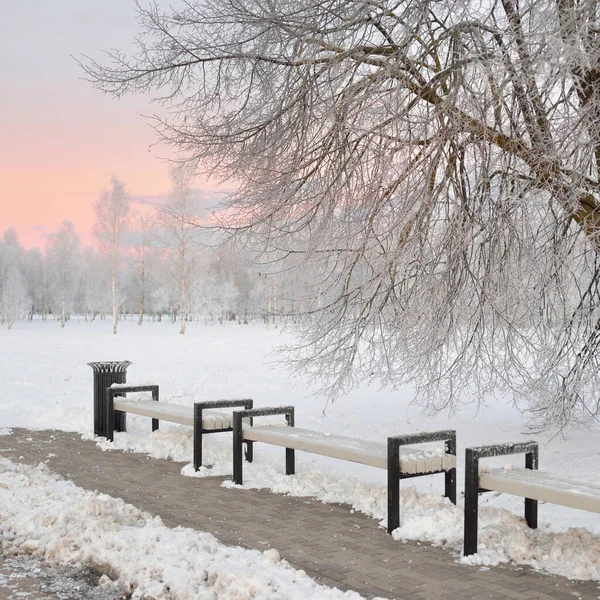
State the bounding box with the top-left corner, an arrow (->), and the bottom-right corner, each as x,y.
0,457 -> 366,599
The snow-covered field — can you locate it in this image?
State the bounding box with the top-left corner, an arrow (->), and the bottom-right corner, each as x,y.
2,318 -> 600,585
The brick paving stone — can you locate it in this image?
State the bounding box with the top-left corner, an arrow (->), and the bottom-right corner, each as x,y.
2,429 -> 600,600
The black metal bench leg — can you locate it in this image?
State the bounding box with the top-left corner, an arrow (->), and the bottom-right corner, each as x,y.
464,448 -> 480,556
115,410 -> 126,433
387,437 -> 400,533
445,433 -> 457,504
445,468 -> 457,504
245,441 -> 253,463
525,449 -> 538,528
108,387 -> 127,433
106,392 -> 115,443
193,404 -> 203,471
284,410 -> 295,475
286,448 -> 295,475
152,388 -> 159,432
233,413 -> 244,485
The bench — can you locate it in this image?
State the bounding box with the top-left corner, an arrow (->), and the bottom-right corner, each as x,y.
105,384 -> 253,470
231,406 -> 457,533
463,441 -> 600,556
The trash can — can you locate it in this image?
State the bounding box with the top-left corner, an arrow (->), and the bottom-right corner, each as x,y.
88,361 -> 132,437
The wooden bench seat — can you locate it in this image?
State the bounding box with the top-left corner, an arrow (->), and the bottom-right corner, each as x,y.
245,425 -> 456,474
463,441 -> 600,556
105,385 -> 253,470
479,468 -> 600,514
113,399 -> 235,430
232,406 -> 457,533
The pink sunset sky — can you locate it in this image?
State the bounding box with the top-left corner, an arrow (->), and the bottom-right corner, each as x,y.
1,1 -> 217,250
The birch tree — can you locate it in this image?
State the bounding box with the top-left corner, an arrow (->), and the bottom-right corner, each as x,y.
160,165 -> 199,334
83,0 -> 600,427
129,211 -> 156,325
94,177 -> 130,334
24,248 -> 45,322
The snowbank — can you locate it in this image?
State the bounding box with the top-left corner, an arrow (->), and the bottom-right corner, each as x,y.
0,458 -> 365,600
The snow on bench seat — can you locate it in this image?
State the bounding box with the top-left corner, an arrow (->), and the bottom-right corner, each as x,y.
480,468 -> 600,514
242,425 -> 456,475
112,399 -> 232,430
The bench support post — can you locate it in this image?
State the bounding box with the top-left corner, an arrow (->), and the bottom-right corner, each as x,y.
106,390 -> 116,443
445,433 -> 457,504
387,438 -> 401,533
108,387 -> 127,434
194,404 -> 204,471
525,448 -> 538,529
232,406 -> 295,485
387,430 -> 456,533
233,413 -> 244,484
151,387 -> 159,432
463,441 -> 539,556
245,440 -> 254,463
463,448 -> 480,556
285,409 -> 295,475
193,400 -> 254,471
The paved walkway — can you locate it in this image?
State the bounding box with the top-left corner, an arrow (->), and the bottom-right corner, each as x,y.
1,429 -> 600,600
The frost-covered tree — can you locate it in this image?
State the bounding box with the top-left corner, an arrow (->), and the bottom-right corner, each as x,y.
94,177 -> 130,334
82,0 -> 600,428
23,247 -> 45,321
79,246 -> 109,321
0,228 -> 27,329
159,165 -> 201,334
46,220 -> 81,328
128,211 -> 157,325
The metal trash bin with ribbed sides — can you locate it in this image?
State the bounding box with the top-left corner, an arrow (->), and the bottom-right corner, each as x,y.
88,361 -> 132,437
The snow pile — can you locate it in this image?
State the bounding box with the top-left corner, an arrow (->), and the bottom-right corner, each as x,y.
93,427 -> 199,464
0,458 -> 365,600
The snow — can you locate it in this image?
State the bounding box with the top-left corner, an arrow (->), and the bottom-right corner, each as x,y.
0,458 -> 364,600
2,318 -> 600,583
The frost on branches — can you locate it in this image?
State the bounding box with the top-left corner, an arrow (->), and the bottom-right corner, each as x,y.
82,0 -> 600,429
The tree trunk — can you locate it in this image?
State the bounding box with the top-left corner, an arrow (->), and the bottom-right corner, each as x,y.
138,255 -> 145,325
111,248 -> 118,334
61,265 -> 66,328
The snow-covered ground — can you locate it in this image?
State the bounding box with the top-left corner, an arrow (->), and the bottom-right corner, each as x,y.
2,318 -> 600,583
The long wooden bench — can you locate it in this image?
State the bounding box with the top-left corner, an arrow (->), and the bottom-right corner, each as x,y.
463,441 -> 600,556
105,384 -> 253,470
231,406 -> 457,532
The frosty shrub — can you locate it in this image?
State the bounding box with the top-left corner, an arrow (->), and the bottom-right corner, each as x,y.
81,0 -> 600,428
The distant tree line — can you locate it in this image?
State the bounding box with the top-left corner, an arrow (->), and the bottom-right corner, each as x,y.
0,172 -> 298,332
